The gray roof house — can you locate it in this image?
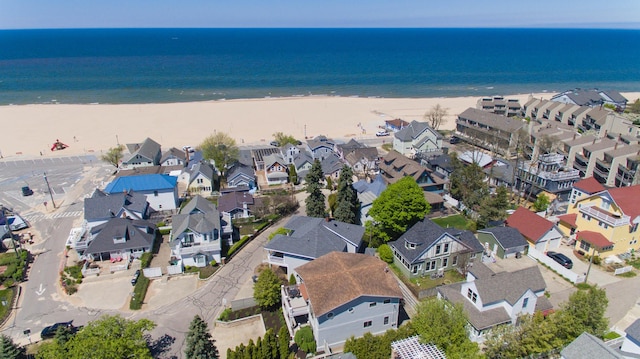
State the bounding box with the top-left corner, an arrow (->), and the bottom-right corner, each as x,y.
393,120 -> 443,157
552,88 -> 628,111
83,189 -> 149,229
306,135 -> 336,161
354,174 -> 387,225
438,263 -> 552,343
82,218 -> 156,261
160,147 -> 187,167
264,216 -> 365,275
621,319 -> 640,357
122,137 -> 162,169
226,163 -> 256,189
185,161 -> 217,195
218,191 -> 262,219
456,108 -> 525,157
388,218 -> 483,279
561,332 -> 626,359
477,227 -> 528,259
170,195 -> 231,266
321,153 -> 344,180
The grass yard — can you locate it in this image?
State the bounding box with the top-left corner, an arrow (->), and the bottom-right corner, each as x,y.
0,287 -> 16,324
432,214 -> 469,230
411,270 -> 466,290
226,306 -> 285,333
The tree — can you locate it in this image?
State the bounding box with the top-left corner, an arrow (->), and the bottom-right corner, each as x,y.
305,159 -> 326,218
288,164 -> 298,185
629,98 -> 640,114
412,299 -> 481,359
477,186 -> 510,229
377,244 -> 393,263
100,145 -> 124,169
424,104 -> 448,130
449,153 -> 489,211
553,286 -> 609,343
532,193 -> 550,212
253,268 -> 282,309
273,132 -> 299,147
185,315 -> 219,359
368,177 -> 430,242
199,132 -> 239,179
293,327 -> 316,354
333,166 -> 359,224
278,326 -> 290,359
484,312 -> 562,359
0,335 -> 24,359
344,325 -> 416,359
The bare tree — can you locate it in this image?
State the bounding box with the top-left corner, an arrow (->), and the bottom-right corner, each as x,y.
424,104 -> 449,130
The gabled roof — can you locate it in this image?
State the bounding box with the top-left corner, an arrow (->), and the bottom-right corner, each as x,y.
626,319 -> 640,343
307,135 -> 336,151
336,139 -> 366,153
385,118 -> 410,130
85,218 -> 156,255
293,152 -> 314,169
478,227 -> 528,250
475,266 -> 546,306
576,231 -> 614,250
557,213 -> 578,228
394,120 -> 441,142
458,108 -> 525,133
171,196 -> 220,241
188,162 -> 216,184
505,207 -> 555,243
483,158 -> 516,185
160,147 -> 186,164
218,191 -> 257,213
379,151 -> 443,186
84,190 -> 148,222
573,177 -> 606,194
445,227 -> 484,253
124,137 -> 161,163
437,283 -> 512,331
320,154 -> 343,176
295,252 -> 402,317
353,174 -> 386,197
608,185 -> 640,221
264,153 -> 287,171
344,147 -> 379,167
227,163 -> 255,180
181,195 -> 217,215
561,332 -> 624,359
428,154 -> 453,173
265,216 -> 364,260
552,89 -> 605,107
599,90 -> 627,104
104,174 -> 177,193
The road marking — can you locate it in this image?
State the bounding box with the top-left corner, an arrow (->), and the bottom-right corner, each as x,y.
24,211 -> 83,223
35,284 -> 45,296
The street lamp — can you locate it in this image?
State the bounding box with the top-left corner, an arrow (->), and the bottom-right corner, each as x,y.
43,172 -> 57,209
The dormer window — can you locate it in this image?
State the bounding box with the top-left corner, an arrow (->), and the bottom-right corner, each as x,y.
405,241 -> 416,250
113,236 -> 126,244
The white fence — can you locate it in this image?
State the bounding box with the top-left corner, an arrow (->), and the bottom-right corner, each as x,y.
614,266 -> 633,275
167,265 -> 183,275
110,263 -> 129,273
143,267 -> 163,278
528,247 -> 585,284
81,267 -> 100,277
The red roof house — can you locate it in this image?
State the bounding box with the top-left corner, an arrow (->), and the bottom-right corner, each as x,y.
573,177 -> 606,195
506,207 -> 563,252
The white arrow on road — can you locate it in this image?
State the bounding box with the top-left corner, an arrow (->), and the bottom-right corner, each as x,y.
35,284 -> 45,296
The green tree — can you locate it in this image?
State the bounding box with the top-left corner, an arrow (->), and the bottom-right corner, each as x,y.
377,244 -> 393,263
305,159 -> 326,218
477,186 -> 511,229
199,132 -> 239,179
368,177 -> 430,242
629,98 -> 640,114
412,299 -> 481,359
185,315 -> 219,359
333,166 -> 359,224
553,286 -> 609,343
532,193 -> 550,213
293,327 -> 316,354
253,269 -> 282,309
273,132 -> 300,147
288,164 -> 298,185
449,153 -> 489,211
0,335 -> 24,359
344,325 -> 415,359
100,145 -> 124,169
278,326 -> 290,359
484,312 -> 562,359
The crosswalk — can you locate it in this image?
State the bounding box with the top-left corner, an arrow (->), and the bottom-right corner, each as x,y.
24,210 -> 83,223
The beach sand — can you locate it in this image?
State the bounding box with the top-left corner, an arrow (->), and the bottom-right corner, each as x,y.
1,92 -> 638,159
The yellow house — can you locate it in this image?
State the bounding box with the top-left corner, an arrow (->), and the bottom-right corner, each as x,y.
563,183 -> 640,257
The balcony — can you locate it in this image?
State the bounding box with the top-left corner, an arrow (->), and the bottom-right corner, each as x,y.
282,285 -> 310,319
579,205 -> 630,227
178,241 -> 220,255
267,253 -> 286,265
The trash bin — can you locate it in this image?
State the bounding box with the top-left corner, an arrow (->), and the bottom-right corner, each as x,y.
515,252 -> 522,259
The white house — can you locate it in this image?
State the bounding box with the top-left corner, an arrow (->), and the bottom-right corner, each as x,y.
104,174 -> 178,212
392,120 -> 442,157
121,137 -> 162,169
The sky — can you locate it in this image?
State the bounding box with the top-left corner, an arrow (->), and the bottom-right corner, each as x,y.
1,0 -> 639,29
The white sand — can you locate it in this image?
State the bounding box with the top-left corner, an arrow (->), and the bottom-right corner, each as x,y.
1,92 -> 638,159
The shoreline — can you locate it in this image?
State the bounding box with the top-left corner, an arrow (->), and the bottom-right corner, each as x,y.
1,92 -> 638,159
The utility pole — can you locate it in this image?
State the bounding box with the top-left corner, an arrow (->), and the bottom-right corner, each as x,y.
43,172 -> 56,209
2,207 -> 20,259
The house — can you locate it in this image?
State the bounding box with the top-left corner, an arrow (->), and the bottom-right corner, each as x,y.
392,120 -> 442,157
456,108 -> 525,157
80,218 -> 156,262
307,135 -> 336,161
104,174 -> 178,211
217,191 -> 261,219
83,189 -> 149,229
252,147 -> 281,171
516,153 -> 581,201
563,185 -> 640,257
283,252 -> 402,349
551,88 -> 627,111
385,118 -> 410,132
484,158 -> 516,188
561,332 -> 625,359
391,336 -> 447,359
226,163 -> 256,189
388,218 -> 483,279
169,196 -> 231,267
477,227 -> 528,259
569,176 -> 606,205
437,263 -> 552,342
379,151 -> 446,193
160,147 -> 187,167
615,154 -> 640,187
292,152 -> 314,181
321,153 -> 344,180
505,207 -> 563,252
353,174 -> 386,225
621,319 -> 640,356
263,153 -> 289,185
264,216 -> 364,274
186,161 -> 217,196
121,137 -> 162,169
426,153 -> 454,180
336,139 -> 379,175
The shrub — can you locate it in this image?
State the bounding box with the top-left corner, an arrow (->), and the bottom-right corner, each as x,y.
289,274 -> 296,285
378,244 -> 393,263
158,228 -> 171,235
130,275 -> 150,310
156,221 -> 166,227
227,236 -> 252,257
218,308 -> 232,321
268,227 -> 292,240
294,326 -> 316,354
140,252 -> 153,268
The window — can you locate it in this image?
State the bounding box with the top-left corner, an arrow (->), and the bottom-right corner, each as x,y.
452,256 -> 458,265
467,289 -> 477,303
364,321 -> 372,328
523,297 -> 529,308
467,288 -> 473,299
435,245 -> 441,255
369,302 -> 377,307
384,316 -> 389,325
348,308 -> 354,314
580,241 -> 591,252
153,191 -> 158,197
444,243 -> 449,253
412,265 -> 418,274
442,258 -> 448,268
327,312 -> 334,319
428,260 -> 436,271
472,292 -> 477,303
383,299 -> 391,304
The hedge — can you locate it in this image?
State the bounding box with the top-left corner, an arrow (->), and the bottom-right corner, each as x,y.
140,252 -> 153,268
227,236 -> 251,258
129,275 -> 150,310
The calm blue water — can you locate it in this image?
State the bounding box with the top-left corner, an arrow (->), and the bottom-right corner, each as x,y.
0,28 -> 639,105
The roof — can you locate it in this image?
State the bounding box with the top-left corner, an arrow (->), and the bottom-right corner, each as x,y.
557,213 -> 578,228
379,151 -> 443,186
84,190 -> 148,222
428,154 -> 453,173
444,227 -> 484,253
160,147 -> 186,164
218,191 -> 257,213
125,137 -> 161,160
171,196 -> 220,241
85,218 -> 156,255
600,90 -> 627,104
265,216 -> 364,260
188,162 -> 215,183
577,231 -> 614,250
320,154 -> 343,176
608,185 -> 640,221
458,107 -> 525,133
307,135 -> 336,151
295,252 -> 402,317
626,319 -> 640,343
336,139 -> 367,153
483,159 -> 516,185
252,147 -> 280,163
505,207 -> 555,243
385,118 -> 410,130
552,89 -> 606,107
394,120 -> 440,142
458,151 -> 493,168
353,174 -> 386,196
227,163 -> 255,180
478,227 -> 528,250
561,332 -> 624,359
344,147 -> 378,167
104,174 -> 177,193
573,177 -> 606,194
438,284 -> 512,330
474,266 -> 546,306
182,195 -> 217,214
391,336 -> 447,359
424,191 -> 444,205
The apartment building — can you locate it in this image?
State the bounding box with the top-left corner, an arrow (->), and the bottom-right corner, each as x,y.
476,96 -> 521,117
456,108 -> 525,157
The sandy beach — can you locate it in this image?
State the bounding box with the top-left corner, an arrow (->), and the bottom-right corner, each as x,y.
1,92 -> 638,159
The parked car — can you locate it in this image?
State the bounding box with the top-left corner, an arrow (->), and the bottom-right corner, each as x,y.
21,186 -> 33,196
547,251 -> 573,269
449,136 -> 461,144
131,269 -> 141,286
376,130 -> 390,137
41,321 -> 75,339
270,141 -> 279,147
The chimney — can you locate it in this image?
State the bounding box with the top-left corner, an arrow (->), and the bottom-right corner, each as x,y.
185,149 -> 190,164
325,215 -> 330,222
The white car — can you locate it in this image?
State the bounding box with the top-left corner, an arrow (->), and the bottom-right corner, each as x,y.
376,130 -> 390,137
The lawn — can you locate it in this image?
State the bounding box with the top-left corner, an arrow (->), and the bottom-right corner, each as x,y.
226,305 -> 285,333
0,287 -> 17,324
432,214 -> 469,230
411,270 -> 466,290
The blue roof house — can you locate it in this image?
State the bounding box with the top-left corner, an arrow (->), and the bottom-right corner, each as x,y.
104,174 -> 178,211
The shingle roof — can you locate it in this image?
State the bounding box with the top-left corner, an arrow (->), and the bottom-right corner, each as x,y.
394,121 -> 441,141
85,218 -> 156,255
505,207 -> 555,243
437,284 -> 512,330
561,332 -> 624,359
483,159 -> 516,185
307,135 -> 336,151
576,231 -> 614,250
295,252 -> 402,317
428,154 -> 453,173
227,163 -> 255,180
558,213 -> 578,228
353,174 -> 386,196
625,319 -> 640,343
188,162 -> 215,184
171,196 -> 220,241
379,151 -> 443,186
458,108 -> 525,133
573,177 -> 606,194
124,137 -> 161,163
478,227 -> 528,250
345,147 -> 379,167
445,228 -> 484,253
218,191 -> 256,213
475,266 -> 546,305
104,174 -> 177,193
552,89 -> 605,107
84,190 -> 148,222
264,216 -> 364,260
608,185 -> 640,222
181,195 -> 216,214
320,154 -> 343,176
160,147 -> 186,164
599,90 -> 627,104
385,118 -> 410,130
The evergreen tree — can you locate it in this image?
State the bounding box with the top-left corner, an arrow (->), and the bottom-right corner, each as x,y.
184,315 -> 219,359
333,166 -> 359,224
226,348 -> 235,359
477,186 -> 511,229
288,164 -> 298,185
0,335 -> 24,359
278,326 -> 290,359
305,159 -> 326,218
264,329 -> 278,359
449,153 -> 489,210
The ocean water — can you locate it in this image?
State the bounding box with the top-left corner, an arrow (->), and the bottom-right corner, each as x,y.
0,28 -> 639,105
